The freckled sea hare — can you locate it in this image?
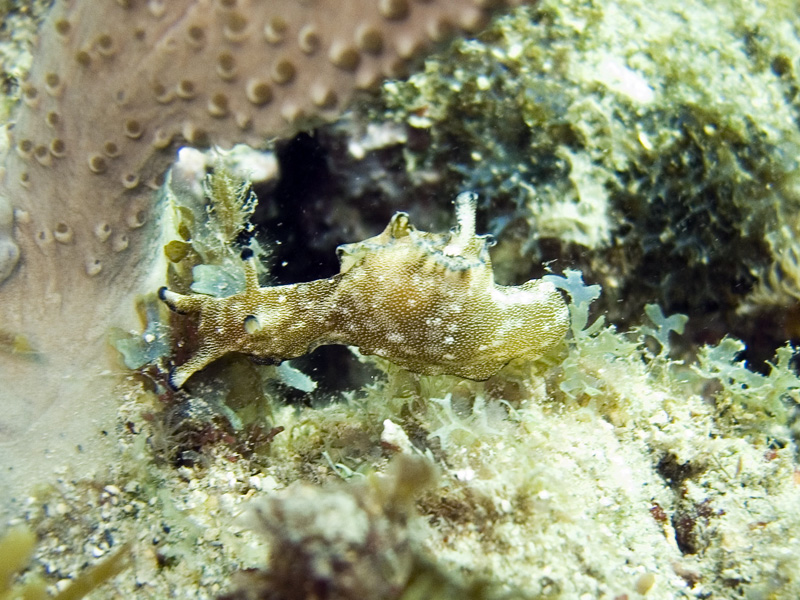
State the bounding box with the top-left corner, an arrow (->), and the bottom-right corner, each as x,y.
160,192 -> 569,387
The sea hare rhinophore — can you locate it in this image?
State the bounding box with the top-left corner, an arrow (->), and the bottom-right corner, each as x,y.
160,193 -> 569,388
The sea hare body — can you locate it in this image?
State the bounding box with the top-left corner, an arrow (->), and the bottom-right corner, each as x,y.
160,193 -> 569,387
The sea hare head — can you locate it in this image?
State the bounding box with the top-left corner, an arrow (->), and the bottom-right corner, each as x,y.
161,193 -> 569,387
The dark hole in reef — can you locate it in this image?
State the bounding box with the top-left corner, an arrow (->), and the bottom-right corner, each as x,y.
248,132 -> 340,286
656,452 -> 705,489
279,346 -> 383,406
247,130 -> 420,286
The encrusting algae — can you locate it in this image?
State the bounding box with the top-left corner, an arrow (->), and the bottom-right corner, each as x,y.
160,191 -> 569,388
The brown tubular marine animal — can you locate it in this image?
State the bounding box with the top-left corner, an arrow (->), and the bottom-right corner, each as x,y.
160,192 -> 569,388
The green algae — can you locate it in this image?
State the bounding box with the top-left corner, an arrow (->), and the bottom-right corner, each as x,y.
0,526 -> 37,599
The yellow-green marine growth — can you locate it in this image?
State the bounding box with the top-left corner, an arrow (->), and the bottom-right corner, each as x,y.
159,193 -> 569,388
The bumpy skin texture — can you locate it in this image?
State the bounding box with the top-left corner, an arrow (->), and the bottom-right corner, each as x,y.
161,193 -> 569,388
